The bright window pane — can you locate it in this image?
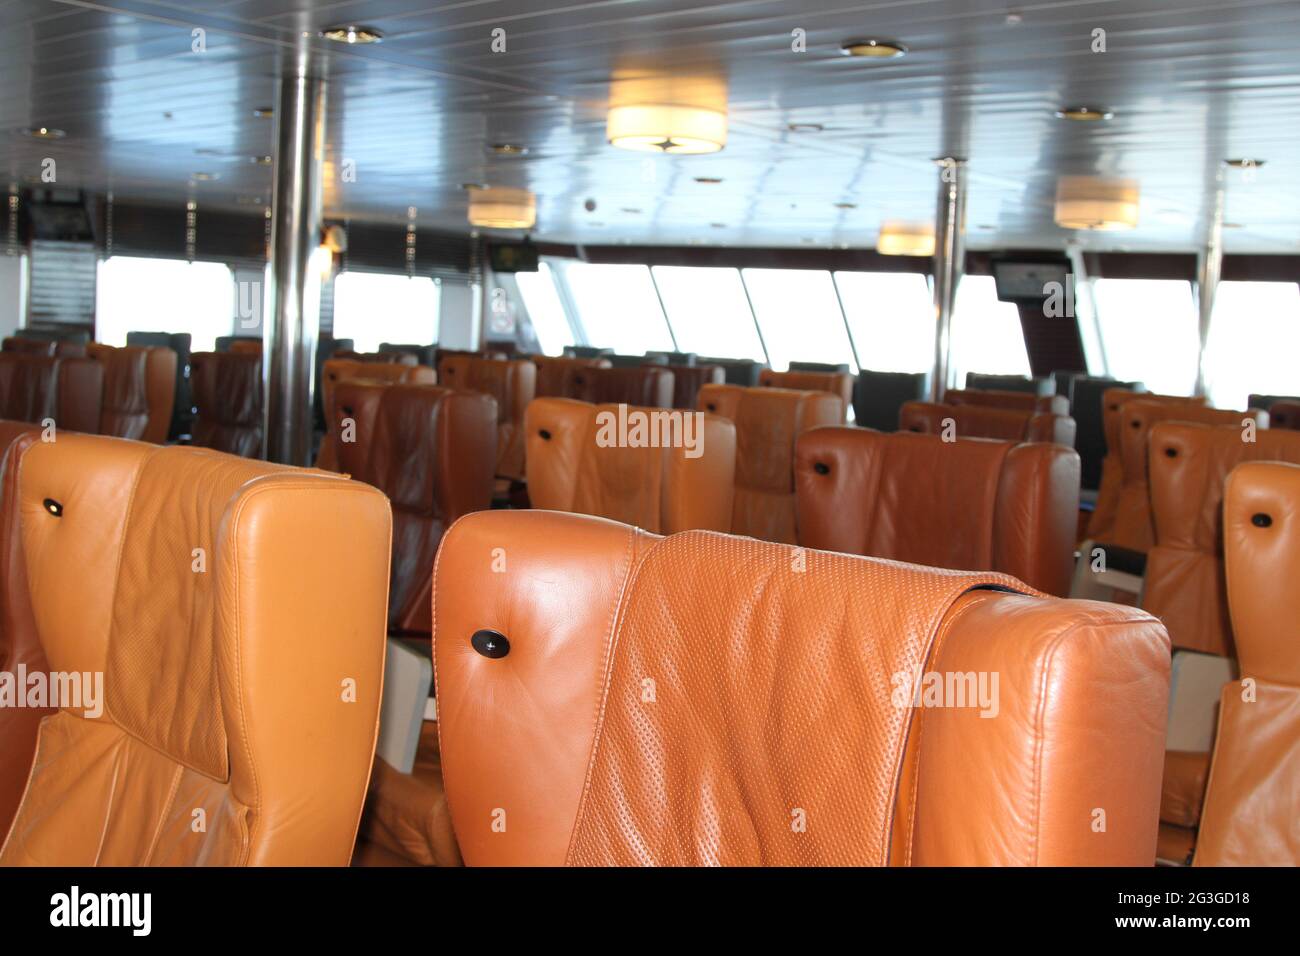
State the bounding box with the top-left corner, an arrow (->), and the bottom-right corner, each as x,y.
1205,281 -> 1300,410
651,266 -> 765,362
515,261 -> 573,356
563,263 -> 673,354
96,256 -> 233,352
834,271 -> 932,373
950,275 -> 1031,384
741,269 -> 856,372
1093,279 -> 1199,396
332,271 -> 440,354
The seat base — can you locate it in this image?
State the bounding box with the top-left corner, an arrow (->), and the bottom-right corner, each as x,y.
358,722 -> 463,867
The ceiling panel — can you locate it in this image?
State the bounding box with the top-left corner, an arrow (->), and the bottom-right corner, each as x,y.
1,0 -> 1298,252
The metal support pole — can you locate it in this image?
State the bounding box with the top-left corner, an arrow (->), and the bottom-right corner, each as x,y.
1194,180 -> 1225,400
265,51 -> 326,465
930,157 -> 967,401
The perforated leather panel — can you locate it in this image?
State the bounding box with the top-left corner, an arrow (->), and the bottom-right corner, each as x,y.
564,530 -> 1021,866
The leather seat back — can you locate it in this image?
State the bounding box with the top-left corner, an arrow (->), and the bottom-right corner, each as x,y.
795,428 -> 1080,595
1141,422 -> 1300,656
530,355 -> 611,399
0,354 -> 59,423
436,356 -> 536,480
572,365 -> 675,408
665,364 -> 724,409
332,381 -> 497,634
190,352 -> 264,457
700,356 -> 765,386
2,338 -> 56,357
899,401 -> 1077,446
54,358 -> 105,434
1068,377 -> 1140,491
86,344 -> 153,440
759,369 -> 853,419
964,373 -> 1053,396
1103,400 -> 1266,553
432,509 -> 1170,866
1194,461 -> 1300,865
128,332 -> 193,441
1268,400 -> 1300,430
318,359 -> 437,469
0,434 -> 391,865
697,383 -> 843,543
524,398 -> 735,534
945,388 -> 1070,416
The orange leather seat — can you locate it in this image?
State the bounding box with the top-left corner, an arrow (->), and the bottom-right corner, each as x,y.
697,383 -> 843,543
759,368 -> 853,420
0,353 -> 59,424
331,381 -> 497,635
1099,400 -> 1266,554
0,434 -> 391,865
573,365 -> 675,408
531,355 -> 611,399
1194,461 -> 1300,865
190,351 -> 264,457
2,338 -> 56,356
432,509 -> 1170,865
899,401 -> 1077,446
795,428 -> 1080,596
524,397 -> 736,534
944,388 -> 1070,416
1142,421 -> 1300,656
86,343 -> 176,442
1087,388 -> 1206,543
666,364 -> 725,410
228,338 -> 263,356
1267,400 -> 1300,430
334,349 -> 418,366
318,359 -> 437,470
436,356 -> 535,481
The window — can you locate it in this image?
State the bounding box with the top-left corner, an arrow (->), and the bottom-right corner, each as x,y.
562,262 -> 674,354
1092,279 -> 1199,396
834,271 -> 933,373
95,256 -> 234,352
651,266 -> 766,362
1205,281 -> 1300,410
949,275 -> 1032,385
740,269 -> 857,372
515,261 -> 574,356
332,271 -> 440,354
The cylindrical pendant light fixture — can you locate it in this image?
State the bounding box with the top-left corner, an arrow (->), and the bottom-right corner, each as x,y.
1054,176 -> 1139,230
877,220 -> 936,256
468,187 -> 536,229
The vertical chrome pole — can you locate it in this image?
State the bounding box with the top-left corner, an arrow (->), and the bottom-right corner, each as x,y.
266,47 -> 325,465
930,157 -> 967,401
1193,178 -> 1225,400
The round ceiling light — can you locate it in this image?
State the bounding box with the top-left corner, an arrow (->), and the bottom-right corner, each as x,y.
1055,106 -> 1114,122
320,25 -> 383,44
877,221 -> 936,257
840,38 -> 908,58
489,143 -> 530,157
1224,158 -> 1266,169
190,171 -> 219,182
1054,176 -> 1139,230
607,104 -> 726,154
19,126 -> 66,139
467,187 -> 536,229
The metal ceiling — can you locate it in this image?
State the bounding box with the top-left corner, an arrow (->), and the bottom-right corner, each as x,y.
2,0 -> 1299,253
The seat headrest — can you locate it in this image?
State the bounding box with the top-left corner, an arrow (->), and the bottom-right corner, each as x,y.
758,369 -> 853,418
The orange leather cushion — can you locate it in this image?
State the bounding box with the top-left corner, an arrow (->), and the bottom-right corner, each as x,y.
1160,750 -> 1211,829
190,352 -> 264,457
795,428 -> 1080,596
0,354 -> 59,424
432,510 -> 1170,866
530,355 -> 610,399
0,435 -> 391,866
945,388 -> 1069,416
335,382 -> 497,634
759,368 -> 853,420
87,344 -> 151,440
574,366 -> 675,409
697,383 -> 843,543
900,401 -> 1076,447
667,364 -> 724,410
524,397 -> 735,534
436,356 -> 536,481
1267,400 -> 1300,430
318,360 -> 437,470
360,722 -> 462,867
140,346 -> 178,444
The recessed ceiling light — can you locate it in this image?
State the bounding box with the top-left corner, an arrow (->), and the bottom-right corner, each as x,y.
320,25 -> 383,44
834,202 -> 857,210
840,38 -> 907,59
1224,158 -> 1266,169
693,176 -> 723,185
19,126 -> 66,140
489,143 -> 530,157
250,155 -> 272,166
1222,222 -> 1245,229
787,123 -> 825,133
710,222 -> 726,229
190,172 -> 219,181
1055,106 -> 1114,122
253,107 -> 274,118
620,207 -> 642,214
460,182 -> 488,191
235,195 -> 265,205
